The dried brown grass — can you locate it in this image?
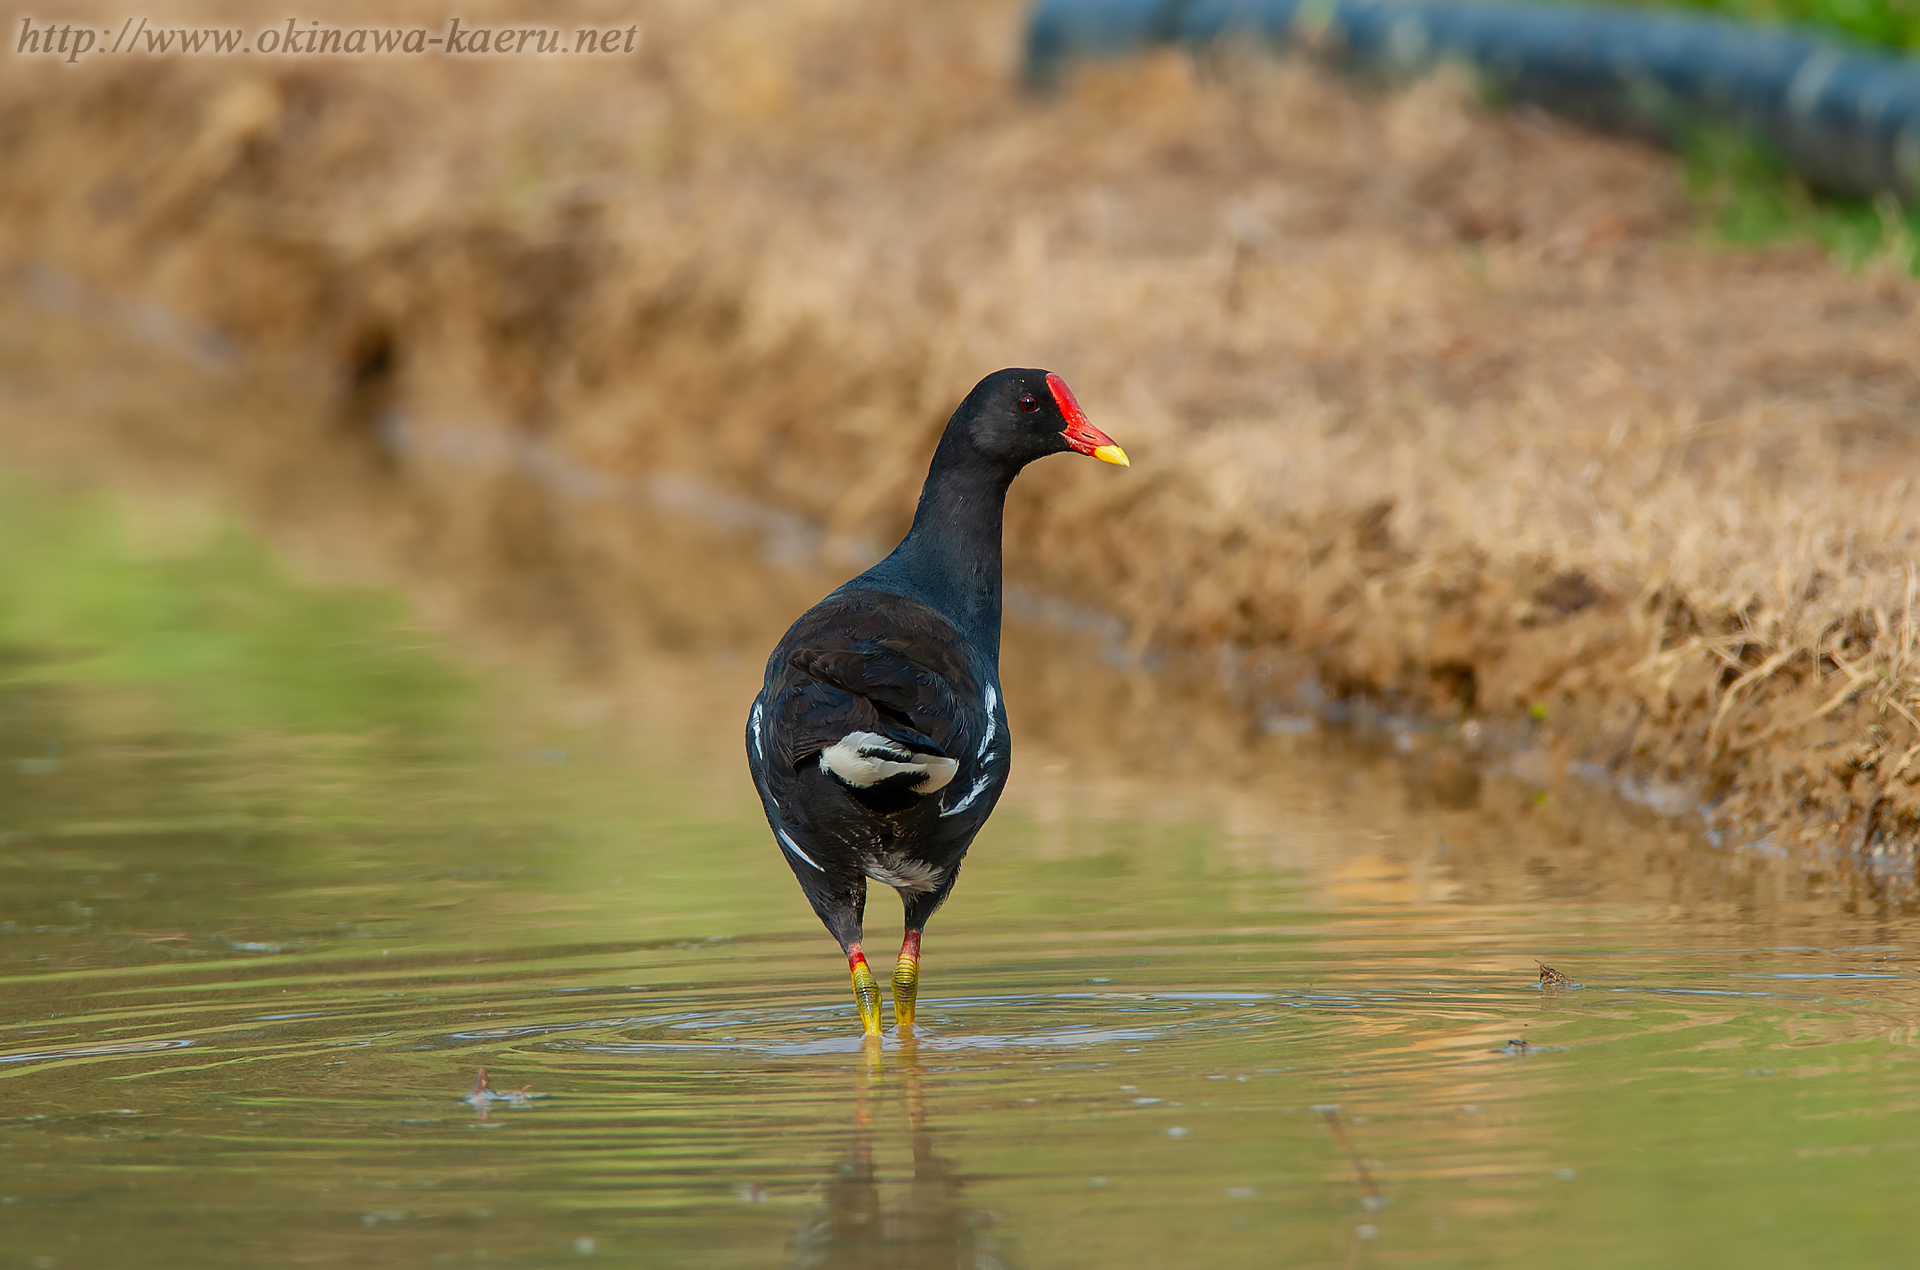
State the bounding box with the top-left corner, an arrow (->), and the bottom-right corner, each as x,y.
4,0 -> 1920,861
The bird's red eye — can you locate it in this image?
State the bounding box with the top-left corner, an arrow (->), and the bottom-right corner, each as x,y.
1018,394 -> 1040,413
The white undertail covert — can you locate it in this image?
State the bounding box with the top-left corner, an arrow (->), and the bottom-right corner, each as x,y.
820,731 -> 959,794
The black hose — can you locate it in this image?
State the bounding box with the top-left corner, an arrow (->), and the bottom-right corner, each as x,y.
1025,0 -> 1920,200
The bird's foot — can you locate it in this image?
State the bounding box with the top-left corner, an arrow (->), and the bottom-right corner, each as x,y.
847,945 -> 883,1037
890,929 -> 922,1035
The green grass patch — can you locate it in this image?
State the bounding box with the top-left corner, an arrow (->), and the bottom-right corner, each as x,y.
1680,126 -> 1920,272
1606,0 -> 1920,50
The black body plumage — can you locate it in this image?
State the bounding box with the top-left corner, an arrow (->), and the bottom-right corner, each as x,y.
748,591 -> 1002,945
745,368 -> 1111,959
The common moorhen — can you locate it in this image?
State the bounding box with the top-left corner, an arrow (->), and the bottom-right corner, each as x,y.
745,368 -> 1128,1036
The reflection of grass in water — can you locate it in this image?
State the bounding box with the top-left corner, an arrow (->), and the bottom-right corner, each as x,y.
0,473 -> 495,944
0,472 -> 791,952
0,473 -> 468,738
1682,126 -> 1920,272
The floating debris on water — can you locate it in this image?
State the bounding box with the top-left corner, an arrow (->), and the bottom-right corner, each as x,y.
1537,961 -> 1582,990
462,1067 -> 541,1118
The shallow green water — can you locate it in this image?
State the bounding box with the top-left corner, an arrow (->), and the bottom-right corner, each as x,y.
3,473 -> 1919,1269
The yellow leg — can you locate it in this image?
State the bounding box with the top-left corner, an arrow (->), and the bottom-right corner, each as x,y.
891,929 -> 922,1035
848,946 -> 883,1037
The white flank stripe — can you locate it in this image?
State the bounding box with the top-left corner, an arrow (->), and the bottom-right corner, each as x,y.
976,685 -> 998,760
775,826 -> 823,871
940,759 -> 996,818
749,702 -> 765,760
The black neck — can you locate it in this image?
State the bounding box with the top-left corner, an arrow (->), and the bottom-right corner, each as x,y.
856,438 -> 1014,667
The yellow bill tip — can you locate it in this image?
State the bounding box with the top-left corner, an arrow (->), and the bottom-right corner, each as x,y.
1092,444 -> 1130,468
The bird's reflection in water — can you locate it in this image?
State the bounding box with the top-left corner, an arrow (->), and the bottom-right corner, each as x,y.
791,1042 -> 1021,1270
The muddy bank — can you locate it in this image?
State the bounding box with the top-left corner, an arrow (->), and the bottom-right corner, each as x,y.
3,0 -> 1920,867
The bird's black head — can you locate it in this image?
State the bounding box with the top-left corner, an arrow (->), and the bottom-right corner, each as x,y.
941,368 -> 1129,472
